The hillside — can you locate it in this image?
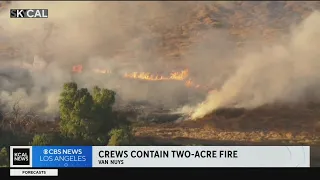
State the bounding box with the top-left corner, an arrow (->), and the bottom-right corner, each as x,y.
1,1 -> 320,166
130,1 -> 320,136
144,1 -> 320,59
126,2 -> 320,165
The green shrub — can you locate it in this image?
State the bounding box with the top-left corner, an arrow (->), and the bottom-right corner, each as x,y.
30,134 -> 54,146
0,147 -> 8,167
108,126 -> 133,146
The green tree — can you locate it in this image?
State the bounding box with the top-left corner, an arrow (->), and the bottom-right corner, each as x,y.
91,86 -> 116,139
108,126 -> 134,146
59,82 -> 93,140
30,134 -> 53,146
59,82 -> 117,144
0,147 -> 8,167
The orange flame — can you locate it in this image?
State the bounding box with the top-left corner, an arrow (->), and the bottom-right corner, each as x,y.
123,69 -> 189,81
72,65 -> 111,74
124,72 -> 167,81
71,65 -> 213,92
185,79 -> 203,89
169,69 -> 189,80
72,64 -> 83,73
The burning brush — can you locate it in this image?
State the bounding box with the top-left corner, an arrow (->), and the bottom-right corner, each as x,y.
71,64 -> 211,91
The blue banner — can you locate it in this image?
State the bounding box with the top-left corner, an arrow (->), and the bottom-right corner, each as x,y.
32,146 -> 92,168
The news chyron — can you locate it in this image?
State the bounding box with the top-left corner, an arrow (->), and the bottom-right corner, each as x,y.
10,9 -> 48,18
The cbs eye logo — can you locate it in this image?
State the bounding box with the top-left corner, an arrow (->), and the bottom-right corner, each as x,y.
42,149 -> 61,154
43,149 -> 49,154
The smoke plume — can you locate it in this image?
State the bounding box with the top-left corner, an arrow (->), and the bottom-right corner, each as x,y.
0,1 -> 208,116
187,11 -> 320,119
0,1 -> 319,121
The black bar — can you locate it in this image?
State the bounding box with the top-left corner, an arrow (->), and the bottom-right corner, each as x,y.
1,168 -> 317,179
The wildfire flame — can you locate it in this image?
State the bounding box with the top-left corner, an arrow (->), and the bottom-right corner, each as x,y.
72,65 -> 112,74
72,65 -> 209,91
72,64 -> 83,73
124,69 -> 189,81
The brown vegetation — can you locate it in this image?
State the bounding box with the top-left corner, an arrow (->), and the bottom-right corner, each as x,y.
152,1 -> 320,60
129,2 -> 320,147
134,104 -> 320,145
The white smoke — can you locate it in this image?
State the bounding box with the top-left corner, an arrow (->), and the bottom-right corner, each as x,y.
0,1 -> 319,122
187,11 -> 320,119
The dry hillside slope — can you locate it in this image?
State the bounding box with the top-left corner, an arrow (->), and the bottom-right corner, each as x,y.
133,1 -> 320,146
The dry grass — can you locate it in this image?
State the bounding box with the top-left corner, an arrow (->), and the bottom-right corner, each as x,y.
134,104 -> 320,145
135,126 -> 320,145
